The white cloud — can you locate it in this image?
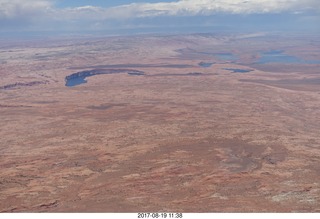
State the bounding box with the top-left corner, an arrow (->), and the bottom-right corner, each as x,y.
112,0 -> 320,17
43,0 -> 319,23
0,0 -> 319,22
0,0 -> 319,33
0,0 -> 52,19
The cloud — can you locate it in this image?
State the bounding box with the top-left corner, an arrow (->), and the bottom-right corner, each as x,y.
1,0 -> 319,22
43,0 -> 320,24
111,0 -> 320,17
0,0 -> 52,20
0,0 -> 319,34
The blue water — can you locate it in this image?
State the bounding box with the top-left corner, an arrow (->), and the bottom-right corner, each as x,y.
258,50 -> 320,64
128,72 -> 145,76
65,69 -> 145,87
199,62 -> 214,67
65,76 -> 87,87
224,68 -> 253,73
198,52 -> 237,61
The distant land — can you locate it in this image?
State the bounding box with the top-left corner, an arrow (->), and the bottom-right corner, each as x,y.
0,32 -> 320,212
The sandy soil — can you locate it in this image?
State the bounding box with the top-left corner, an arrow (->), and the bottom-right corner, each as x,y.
0,33 -> 319,212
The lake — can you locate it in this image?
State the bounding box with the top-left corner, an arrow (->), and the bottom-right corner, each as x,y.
257,50 -> 320,64
198,62 -> 214,67
65,69 -> 145,87
224,68 -> 253,73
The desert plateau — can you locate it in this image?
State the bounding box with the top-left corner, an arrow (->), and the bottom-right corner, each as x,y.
0,33 -> 320,212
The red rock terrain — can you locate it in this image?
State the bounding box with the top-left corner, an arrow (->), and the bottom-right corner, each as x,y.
0,34 -> 319,212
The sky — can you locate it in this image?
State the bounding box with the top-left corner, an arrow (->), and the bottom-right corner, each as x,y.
0,0 -> 319,37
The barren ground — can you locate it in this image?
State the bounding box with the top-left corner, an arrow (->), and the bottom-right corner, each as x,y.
0,33 -> 320,212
